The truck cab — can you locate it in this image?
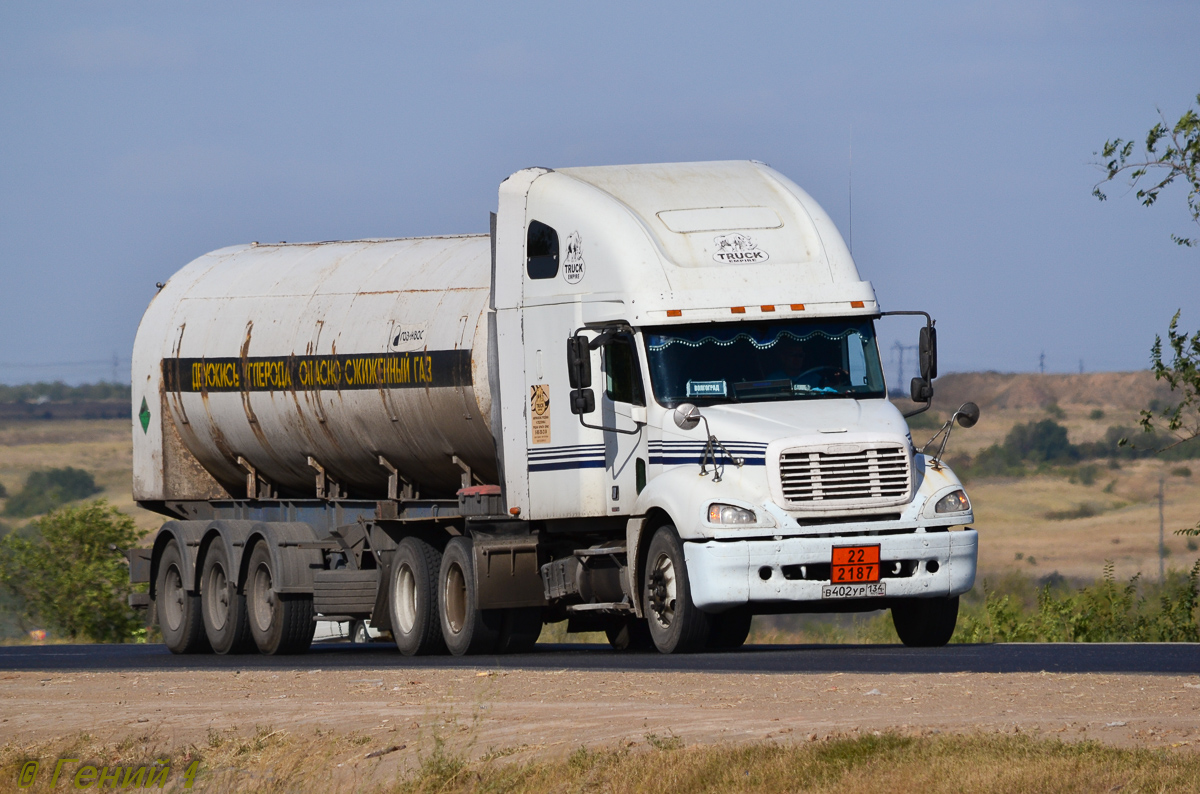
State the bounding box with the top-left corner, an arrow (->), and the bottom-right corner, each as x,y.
491,161 -> 976,651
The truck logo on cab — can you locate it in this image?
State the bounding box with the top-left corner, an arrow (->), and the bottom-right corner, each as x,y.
563,231 -> 585,284
712,233 -> 769,264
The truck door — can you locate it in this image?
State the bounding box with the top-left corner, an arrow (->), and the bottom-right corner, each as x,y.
600,332 -> 648,515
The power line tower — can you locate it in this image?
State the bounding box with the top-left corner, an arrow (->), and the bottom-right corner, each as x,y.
893,340 -> 918,391
1039,351 -> 1045,374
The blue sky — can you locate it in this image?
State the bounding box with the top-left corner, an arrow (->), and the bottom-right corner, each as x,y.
1,1 -> 1198,385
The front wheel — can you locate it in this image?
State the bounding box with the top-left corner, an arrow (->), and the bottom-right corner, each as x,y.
643,525 -> 711,654
891,596 -> 959,647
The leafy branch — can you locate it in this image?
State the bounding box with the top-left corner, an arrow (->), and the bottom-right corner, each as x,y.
1092,93 -> 1200,247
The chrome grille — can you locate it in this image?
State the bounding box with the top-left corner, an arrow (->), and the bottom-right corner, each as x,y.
778,446 -> 910,504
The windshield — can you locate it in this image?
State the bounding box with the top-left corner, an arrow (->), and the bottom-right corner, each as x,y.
644,318 -> 886,406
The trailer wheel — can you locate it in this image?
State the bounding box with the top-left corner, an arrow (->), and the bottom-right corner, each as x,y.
246,541 -> 315,655
200,542 -> 254,654
706,608 -> 753,651
156,540 -> 210,654
389,537 -> 446,656
891,595 -> 959,647
643,525 -> 711,653
605,617 -> 655,652
438,537 -> 502,656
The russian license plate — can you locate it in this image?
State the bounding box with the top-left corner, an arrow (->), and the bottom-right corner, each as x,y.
830,544 -> 881,584
822,582 -> 886,599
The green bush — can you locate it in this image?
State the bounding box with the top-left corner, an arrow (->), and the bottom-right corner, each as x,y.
0,480 -> 6,499
0,501 -> 147,642
2,467 -> 102,518
1005,419 -> 1078,462
955,561 -> 1199,643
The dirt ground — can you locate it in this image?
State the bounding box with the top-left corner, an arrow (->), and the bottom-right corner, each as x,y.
3,667 -> 1199,777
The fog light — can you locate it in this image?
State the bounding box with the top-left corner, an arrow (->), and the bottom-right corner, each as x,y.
708,503 -> 757,525
934,490 -> 970,513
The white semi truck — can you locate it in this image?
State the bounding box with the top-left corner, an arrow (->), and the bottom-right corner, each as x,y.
128,160 -> 979,656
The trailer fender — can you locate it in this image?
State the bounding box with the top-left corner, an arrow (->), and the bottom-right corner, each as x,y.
150,521 -> 210,598
198,521 -> 259,592
240,522 -> 323,595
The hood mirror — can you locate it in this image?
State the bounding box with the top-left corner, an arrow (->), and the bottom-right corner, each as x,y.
672,403 -> 702,431
955,401 -> 980,428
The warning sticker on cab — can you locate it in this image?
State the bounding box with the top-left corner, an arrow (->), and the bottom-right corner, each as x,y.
530,384 -> 550,445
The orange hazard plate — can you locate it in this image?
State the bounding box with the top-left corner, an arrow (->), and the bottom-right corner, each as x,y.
830,545 -> 881,584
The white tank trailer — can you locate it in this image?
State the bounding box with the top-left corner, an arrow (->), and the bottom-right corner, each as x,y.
129,161 -> 981,656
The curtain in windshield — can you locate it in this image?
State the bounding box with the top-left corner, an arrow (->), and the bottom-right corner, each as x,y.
644,319 -> 886,406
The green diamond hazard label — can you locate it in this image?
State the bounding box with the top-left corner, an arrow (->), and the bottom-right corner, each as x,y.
138,397 -> 151,434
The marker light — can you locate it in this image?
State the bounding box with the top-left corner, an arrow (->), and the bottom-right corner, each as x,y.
934,490 -> 970,513
708,503 -> 757,525
731,307 -> 746,314
851,300 -> 865,308
790,304 -> 805,311
667,310 -> 682,317
761,305 -> 775,312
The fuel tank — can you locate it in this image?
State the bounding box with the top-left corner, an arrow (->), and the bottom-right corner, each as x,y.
131,235 -> 497,502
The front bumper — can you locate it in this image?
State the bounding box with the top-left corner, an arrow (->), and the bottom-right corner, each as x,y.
683,529 -> 977,611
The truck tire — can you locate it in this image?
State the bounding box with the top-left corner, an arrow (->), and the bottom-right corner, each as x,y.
246,541 -> 315,655
200,542 -> 254,654
438,536 -> 502,656
605,617 -> 655,651
707,608 -> 753,651
156,540 -> 210,654
643,525 -> 711,654
389,537 -> 446,656
495,608 -> 543,654
891,595 -> 959,647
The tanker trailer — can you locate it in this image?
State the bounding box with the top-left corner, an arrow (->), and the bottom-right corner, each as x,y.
130,160 -> 978,656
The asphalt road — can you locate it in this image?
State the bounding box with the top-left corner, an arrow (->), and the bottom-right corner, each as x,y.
1,642 -> 1197,674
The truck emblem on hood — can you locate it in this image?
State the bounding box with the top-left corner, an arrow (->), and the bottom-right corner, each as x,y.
562,231 -> 585,284
712,233 -> 769,264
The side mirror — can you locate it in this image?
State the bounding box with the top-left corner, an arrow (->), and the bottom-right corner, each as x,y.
570,388 -> 595,415
910,377 -> 933,403
919,326 -> 937,381
567,335 -> 592,389
672,403 -> 702,431
955,401 -> 980,428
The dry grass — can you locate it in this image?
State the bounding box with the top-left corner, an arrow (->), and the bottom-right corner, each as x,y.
5,728 -> 1199,793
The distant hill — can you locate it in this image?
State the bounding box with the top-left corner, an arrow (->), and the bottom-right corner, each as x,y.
926,371 -> 1172,412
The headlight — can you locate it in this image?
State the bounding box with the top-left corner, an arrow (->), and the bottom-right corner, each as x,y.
708,503 -> 757,525
934,490 -> 970,513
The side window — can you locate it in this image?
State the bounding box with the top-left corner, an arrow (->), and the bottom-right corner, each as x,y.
526,220 -> 559,279
604,335 -> 646,406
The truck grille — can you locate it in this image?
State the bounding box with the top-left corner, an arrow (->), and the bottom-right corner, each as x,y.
778,446 -> 910,505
